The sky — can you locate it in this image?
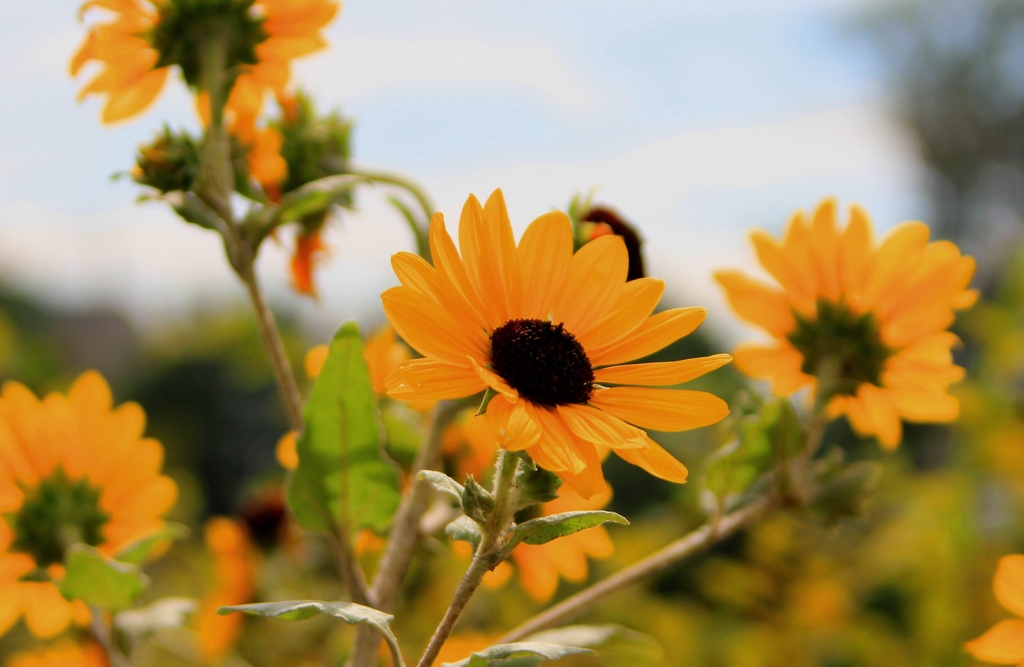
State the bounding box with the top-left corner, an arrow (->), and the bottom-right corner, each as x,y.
0,0 -> 924,344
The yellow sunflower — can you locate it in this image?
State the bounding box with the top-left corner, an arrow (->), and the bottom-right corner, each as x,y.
715,199 -> 976,448
195,517 -> 258,663
5,640 -> 106,667
0,371 -> 178,638
71,0 -> 339,124
383,189 -> 731,498
444,411 -> 613,602
965,554 -> 1024,665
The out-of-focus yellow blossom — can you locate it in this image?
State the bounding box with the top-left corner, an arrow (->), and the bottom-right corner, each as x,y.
5,640 -> 107,667
384,189 -> 731,498
966,555 -> 1024,664
71,0 -> 340,124
432,633 -> 500,666
195,517 -> 258,663
716,199 -> 976,448
0,371 -> 177,638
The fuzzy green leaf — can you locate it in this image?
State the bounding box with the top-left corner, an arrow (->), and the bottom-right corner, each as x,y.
219,600 -> 401,664
442,642 -> 594,667
446,516 -> 482,549
418,471 -> 465,503
58,544 -> 149,610
512,511 -> 628,548
287,322 -> 401,533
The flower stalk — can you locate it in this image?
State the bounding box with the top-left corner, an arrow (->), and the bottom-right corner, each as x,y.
415,451 -> 522,667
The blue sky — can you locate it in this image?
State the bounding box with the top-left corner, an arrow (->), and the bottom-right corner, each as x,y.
0,0 -> 924,342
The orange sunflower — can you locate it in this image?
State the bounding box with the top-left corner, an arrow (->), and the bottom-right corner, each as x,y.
966,555 -> 1024,665
195,517 -> 258,663
0,371 -> 178,638
715,199 -> 976,448
71,0 -> 339,124
5,640 -> 107,667
382,188 -> 732,499
443,411 -> 613,602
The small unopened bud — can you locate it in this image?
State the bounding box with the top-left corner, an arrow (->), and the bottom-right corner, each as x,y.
461,475 -> 495,523
515,466 -> 563,508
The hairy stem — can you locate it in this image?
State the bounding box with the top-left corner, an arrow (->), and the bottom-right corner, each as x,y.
498,492 -> 778,642
235,258 -> 304,432
348,400 -> 464,667
415,451 -> 521,667
89,605 -> 131,667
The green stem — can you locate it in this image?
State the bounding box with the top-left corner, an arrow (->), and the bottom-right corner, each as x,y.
89,604 -> 131,667
346,166 -> 434,258
415,450 -> 521,667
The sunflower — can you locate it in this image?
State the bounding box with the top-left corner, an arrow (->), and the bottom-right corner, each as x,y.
443,410 -> 613,602
715,199 -> 976,448
965,555 -> 1024,665
71,0 -> 339,124
0,371 -> 178,638
195,517 -> 258,662
382,189 -> 731,498
5,640 -> 107,667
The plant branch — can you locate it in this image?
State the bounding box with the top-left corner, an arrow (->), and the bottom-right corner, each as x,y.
89,605 -> 131,667
336,526 -> 373,608
415,451 -> 521,667
498,491 -> 779,643
346,166 -> 434,259
348,400 -> 465,667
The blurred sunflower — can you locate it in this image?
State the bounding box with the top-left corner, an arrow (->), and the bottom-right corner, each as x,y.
965,554 -> 1024,665
383,189 -> 731,498
5,640 -> 107,667
0,371 -> 177,638
195,517 -> 258,663
71,0 -> 339,124
715,199 -> 976,448
444,411 -> 614,601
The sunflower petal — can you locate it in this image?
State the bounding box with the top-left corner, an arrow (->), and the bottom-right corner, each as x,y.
613,434 -> 688,483
486,397 -> 541,451
553,235 -> 627,337
381,286 -> 490,366
557,404 -> 645,449
964,619 -> 1024,665
518,211 -> 574,319
588,307 -> 706,367
594,354 -> 732,386
714,270 -> 795,336
589,387 -> 729,432
576,277 -> 664,351
385,359 -> 485,401
471,358 -> 518,403
995,555 -> 1024,619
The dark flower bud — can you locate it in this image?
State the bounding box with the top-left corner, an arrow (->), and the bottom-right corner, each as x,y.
580,206 -> 646,281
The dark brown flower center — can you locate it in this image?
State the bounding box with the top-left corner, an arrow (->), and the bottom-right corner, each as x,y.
787,299 -> 892,398
490,319 -> 594,407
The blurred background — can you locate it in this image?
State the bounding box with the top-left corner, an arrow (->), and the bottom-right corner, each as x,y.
3,0 -> 1024,665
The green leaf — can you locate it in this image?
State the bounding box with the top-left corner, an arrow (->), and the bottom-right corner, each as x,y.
442,642 -> 595,667
511,511 -> 628,548
287,322 -> 401,533
58,544 -> 149,610
116,522 -> 190,564
446,516 -> 482,549
418,471 -> 465,503
524,624 -> 663,662
219,600 -> 402,666
382,402 -> 424,470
